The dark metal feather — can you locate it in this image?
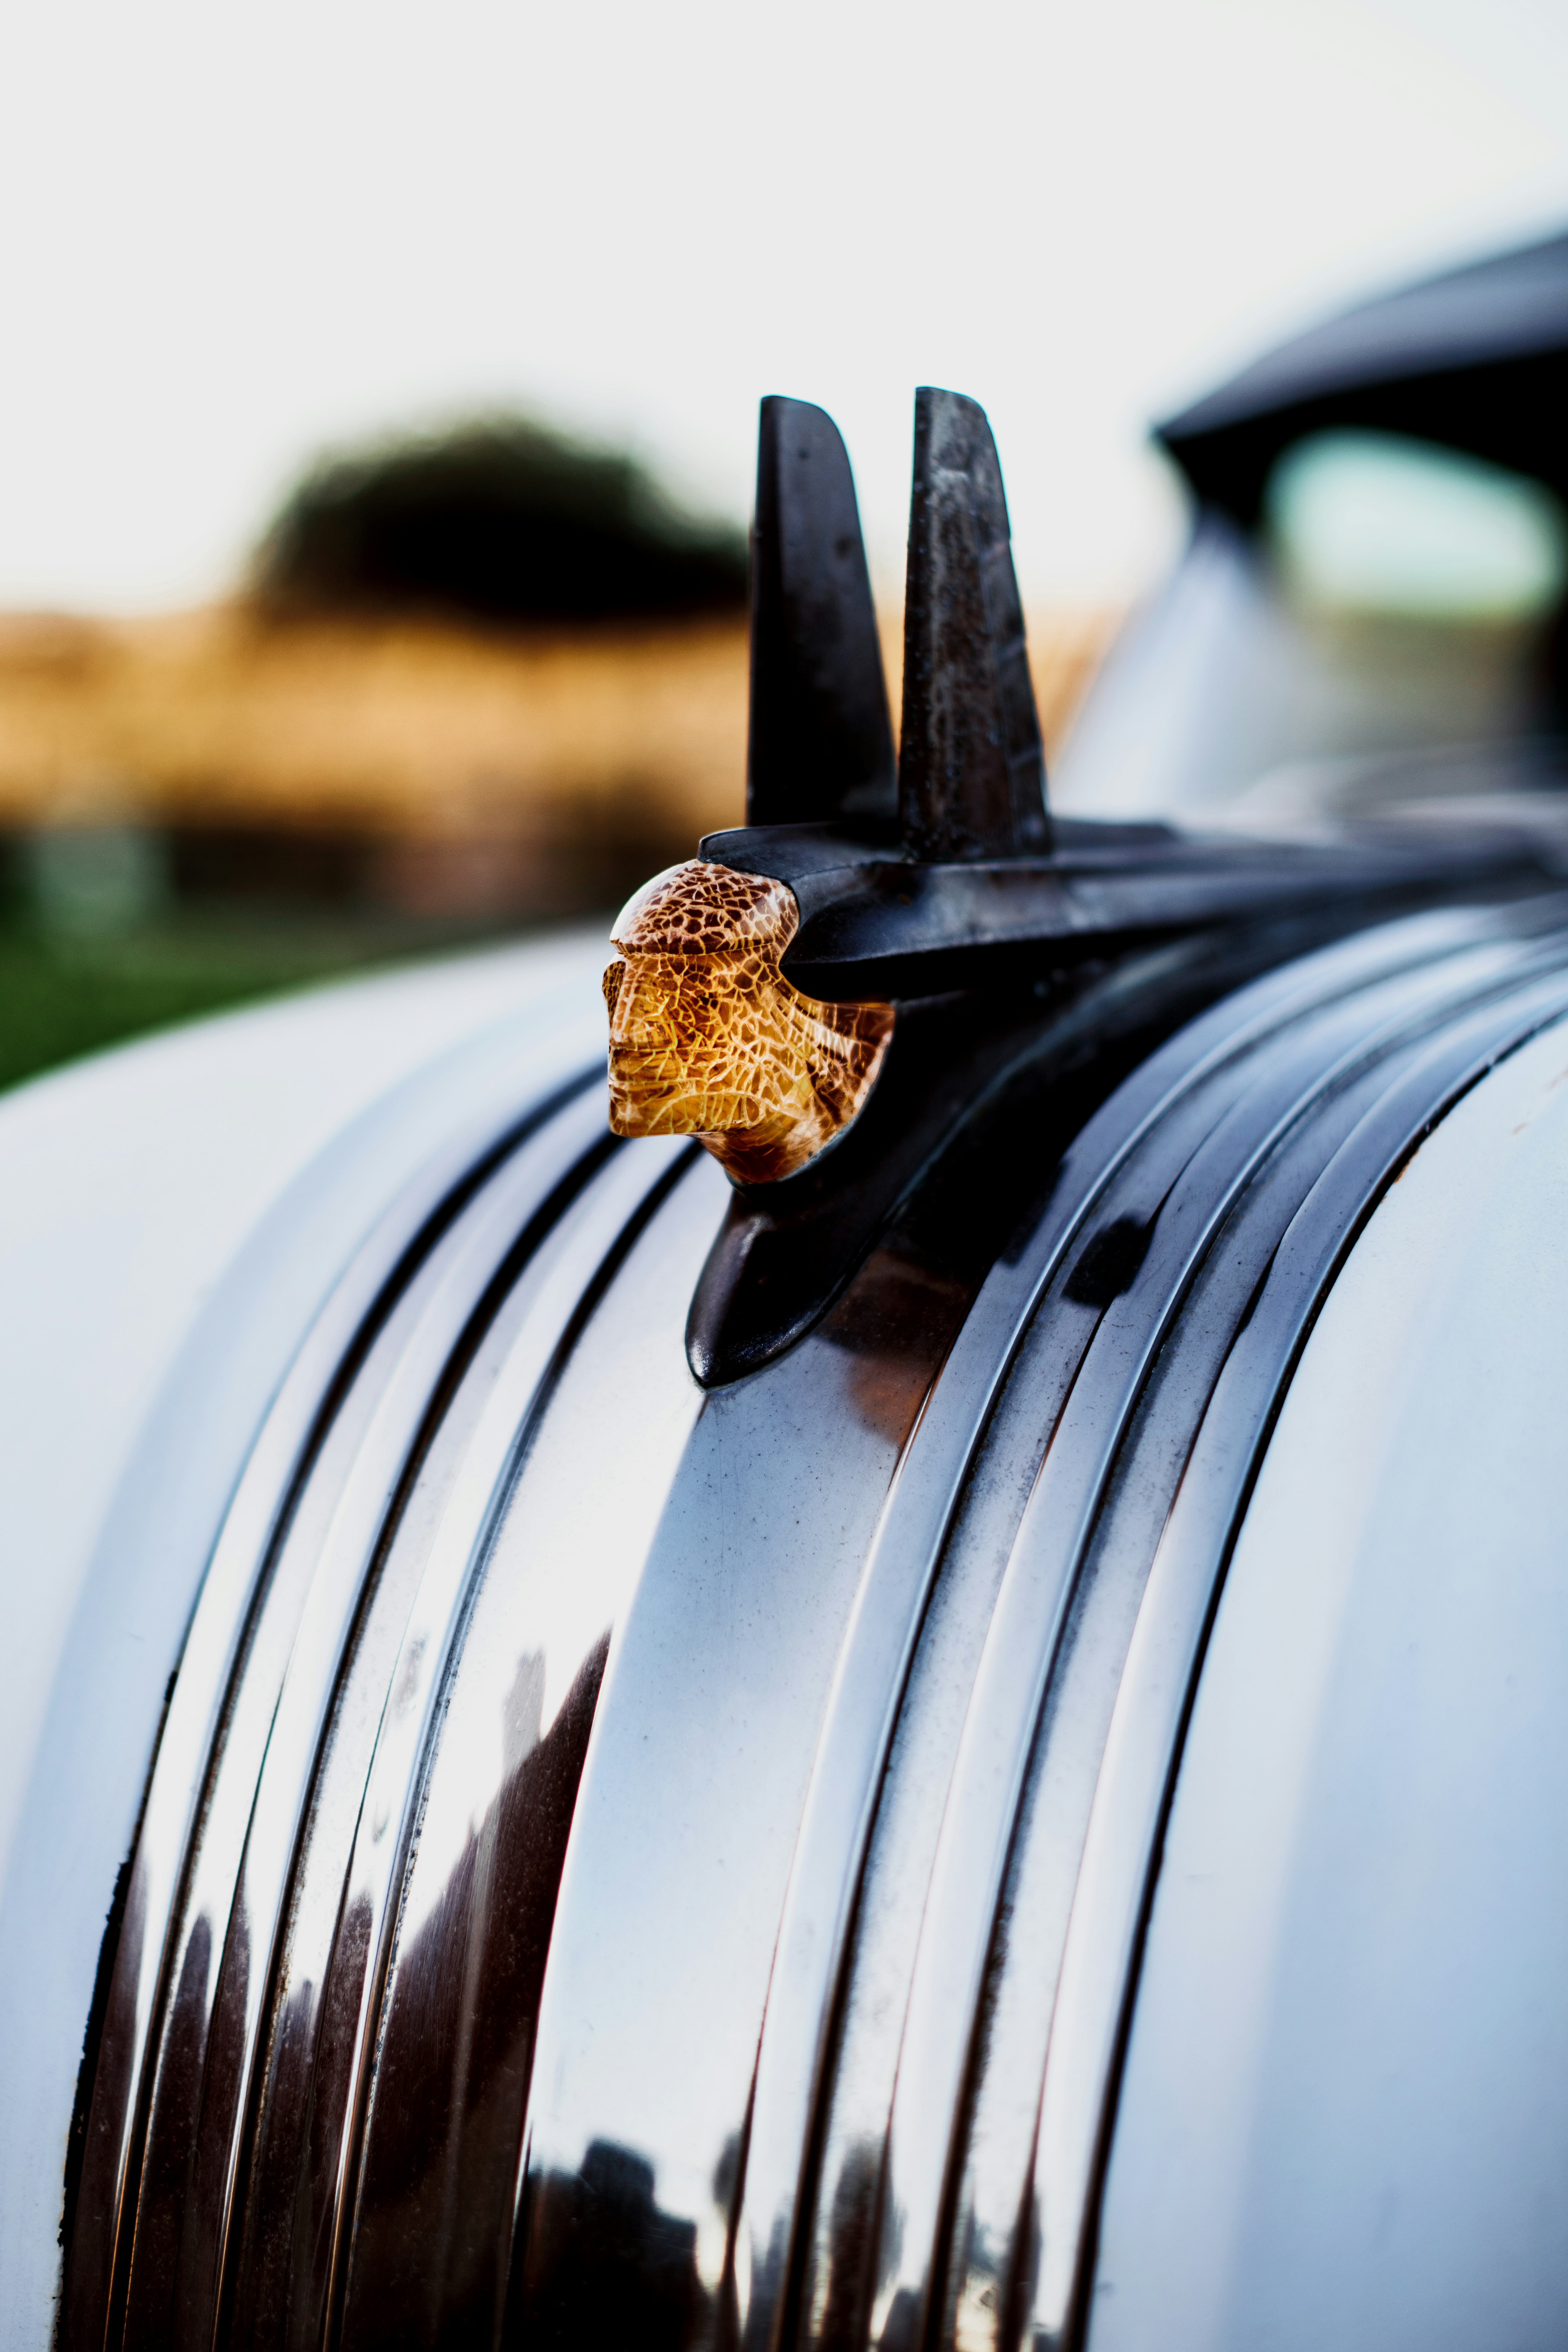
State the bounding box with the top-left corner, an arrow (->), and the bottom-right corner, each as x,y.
745,396 -> 896,828
897,387 -> 1050,860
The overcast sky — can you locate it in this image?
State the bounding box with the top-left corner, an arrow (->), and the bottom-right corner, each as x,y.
1,0 -> 1566,613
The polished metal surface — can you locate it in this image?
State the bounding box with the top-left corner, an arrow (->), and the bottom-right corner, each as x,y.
58,893 -> 1568,2352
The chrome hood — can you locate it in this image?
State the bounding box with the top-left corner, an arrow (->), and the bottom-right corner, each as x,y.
28,886 -> 1568,2352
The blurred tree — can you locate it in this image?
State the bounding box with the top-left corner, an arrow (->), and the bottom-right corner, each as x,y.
252,415 -> 748,626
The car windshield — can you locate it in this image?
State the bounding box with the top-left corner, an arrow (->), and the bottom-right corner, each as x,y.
1055,429 -> 1568,828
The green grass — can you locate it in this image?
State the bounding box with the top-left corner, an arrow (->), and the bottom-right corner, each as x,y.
0,911 -> 498,1096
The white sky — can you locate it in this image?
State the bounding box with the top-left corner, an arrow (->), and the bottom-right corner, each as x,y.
0,0 -> 1566,612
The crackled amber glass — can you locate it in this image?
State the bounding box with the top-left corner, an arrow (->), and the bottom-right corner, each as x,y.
603,859 -> 894,1184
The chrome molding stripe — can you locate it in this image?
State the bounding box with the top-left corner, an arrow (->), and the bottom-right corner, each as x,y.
61,1072 -> 709,2346
126,1098 -> 618,2347
738,924 -> 1528,2347
63,1068 -> 596,2345
949,970 -> 1568,2352
1025,970 -> 1568,2350
954,992 -> 1568,2352
733,908 -> 1568,2342
333,1151 -> 721,2348
725,903 -> 1568,2352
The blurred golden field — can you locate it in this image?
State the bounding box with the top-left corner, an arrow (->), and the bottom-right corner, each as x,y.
0,602 -> 1118,916
0,600 -> 1119,1093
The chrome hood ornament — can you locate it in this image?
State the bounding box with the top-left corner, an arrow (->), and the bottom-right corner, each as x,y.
607,384 -> 1557,1387
603,383 -> 1046,1192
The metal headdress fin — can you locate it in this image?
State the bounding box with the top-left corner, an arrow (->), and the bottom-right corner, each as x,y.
897,386 -> 1050,859
745,396 -> 897,829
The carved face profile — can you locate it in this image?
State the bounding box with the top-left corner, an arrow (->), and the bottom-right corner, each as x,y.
603,859 -> 895,1185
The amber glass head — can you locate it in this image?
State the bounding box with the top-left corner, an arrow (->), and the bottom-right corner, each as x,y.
603,859 -> 894,1184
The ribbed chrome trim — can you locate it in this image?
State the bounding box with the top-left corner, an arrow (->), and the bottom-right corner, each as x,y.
729,904 -> 1568,2352
60,1050 -> 712,2348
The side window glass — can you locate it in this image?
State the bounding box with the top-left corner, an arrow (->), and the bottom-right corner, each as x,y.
1266,430 -> 1566,622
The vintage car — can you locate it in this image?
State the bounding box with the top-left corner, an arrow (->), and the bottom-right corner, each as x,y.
6,229 -> 1568,2352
